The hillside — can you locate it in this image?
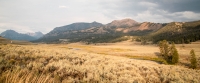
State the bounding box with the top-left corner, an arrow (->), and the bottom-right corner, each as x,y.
0,36 -> 34,45
0,30 -> 37,41
149,20 -> 200,43
0,36 -> 11,44
106,18 -> 139,28
35,22 -> 104,42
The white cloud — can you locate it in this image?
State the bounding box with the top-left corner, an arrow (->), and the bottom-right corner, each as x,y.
58,5 -> 68,9
170,11 -> 200,20
1,0 -> 200,34
0,23 -> 34,33
133,10 -> 173,23
139,1 -> 158,8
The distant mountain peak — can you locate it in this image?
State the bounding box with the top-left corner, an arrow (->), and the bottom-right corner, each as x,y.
1,30 -> 18,37
112,18 -> 137,23
4,29 -> 17,33
52,22 -> 104,32
0,29 -> 37,41
91,21 -> 102,25
108,18 -> 139,28
26,32 -> 44,39
92,21 -> 98,23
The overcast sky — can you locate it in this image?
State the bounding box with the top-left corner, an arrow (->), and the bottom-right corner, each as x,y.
0,0 -> 200,34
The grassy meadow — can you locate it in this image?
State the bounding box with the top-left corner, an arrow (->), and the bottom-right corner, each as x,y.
0,41 -> 200,83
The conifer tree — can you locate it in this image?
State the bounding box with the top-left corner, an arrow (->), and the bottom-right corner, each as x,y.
171,42 -> 179,64
190,49 -> 197,69
158,40 -> 169,60
159,40 -> 179,64
158,41 -> 164,55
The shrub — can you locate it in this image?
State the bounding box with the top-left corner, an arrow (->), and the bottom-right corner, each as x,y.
171,43 -> 179,64
190,49 -> 197,69
158,40 -> 169,60
158,40 -> 179,64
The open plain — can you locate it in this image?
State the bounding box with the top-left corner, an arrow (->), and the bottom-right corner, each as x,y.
0,41 -> 200,83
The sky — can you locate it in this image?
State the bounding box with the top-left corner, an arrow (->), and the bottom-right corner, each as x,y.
0,0 -> 200,34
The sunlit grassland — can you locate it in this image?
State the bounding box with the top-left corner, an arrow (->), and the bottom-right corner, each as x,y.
0,43 -> 200,83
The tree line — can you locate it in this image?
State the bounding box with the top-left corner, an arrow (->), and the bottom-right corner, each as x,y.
158,40 -> 199,69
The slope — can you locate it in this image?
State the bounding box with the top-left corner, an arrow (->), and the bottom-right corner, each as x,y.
35,22 -> 103,42
150,20 -> 200,43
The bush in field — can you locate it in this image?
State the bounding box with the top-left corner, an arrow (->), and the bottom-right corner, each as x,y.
190,49 -> 197,69
170,43 -> 179,64
158,40 -> 179,64
159,40 -> 169,60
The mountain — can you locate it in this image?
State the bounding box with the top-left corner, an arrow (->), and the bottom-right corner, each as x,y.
34,19 -> 165,43
149,20 -> 200,43
0,30 -> 37,41
107,18 -> 139,28
52,21 -> 103,32
3,19 -> 199,44
26,32 -> 44,39
108,21 -> 164,33
35,22 -> 104,42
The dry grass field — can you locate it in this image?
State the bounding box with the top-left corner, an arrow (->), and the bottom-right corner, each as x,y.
0,41 -> 200,83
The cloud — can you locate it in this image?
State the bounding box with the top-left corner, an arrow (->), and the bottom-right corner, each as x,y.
0,23 -> 34,33
156,0 -> 200,13
139,1 -> 158,8
164,11 -> 200,21
0,0 -> 200,34
58,5 -> 68,9
172,11 -> 200,19
133,10 -> 173,23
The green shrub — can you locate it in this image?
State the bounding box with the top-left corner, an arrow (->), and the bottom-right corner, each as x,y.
158,40 -> 179,64
190,49 -> 197,69
158,40 -> 169,60
171,43 -> 179,64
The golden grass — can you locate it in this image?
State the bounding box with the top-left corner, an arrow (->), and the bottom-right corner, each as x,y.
1,69 -> 54,83
125,55 -> 168,64
0,43 -> 200,83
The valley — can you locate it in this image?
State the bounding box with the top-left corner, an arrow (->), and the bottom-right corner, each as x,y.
0,40 -> 200,83
0,18 -> 200,83
1,0 -> 200,82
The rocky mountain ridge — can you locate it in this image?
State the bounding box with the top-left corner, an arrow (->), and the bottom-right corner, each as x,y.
35,18 -> 165,43
2,18 -> 200,43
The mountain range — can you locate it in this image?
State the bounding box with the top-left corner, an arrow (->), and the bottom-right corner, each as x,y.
0,30 -> 44,41
35,18 -> 200,43
34,19 -> 167,43
1,18 -> 200,43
